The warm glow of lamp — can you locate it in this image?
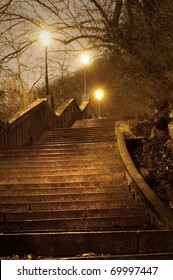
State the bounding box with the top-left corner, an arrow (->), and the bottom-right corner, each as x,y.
81,53 -> 89,65
95,89 -> 103,100
40,31 -> 51,47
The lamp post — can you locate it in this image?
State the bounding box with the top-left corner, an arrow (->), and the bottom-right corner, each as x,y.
95,89 -> 103,118
81,53 -> 89,101
40,31 -> 52,105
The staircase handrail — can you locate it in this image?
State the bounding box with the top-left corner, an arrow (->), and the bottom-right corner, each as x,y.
0,98 -> 90,150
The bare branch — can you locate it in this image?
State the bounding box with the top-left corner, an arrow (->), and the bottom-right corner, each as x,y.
0,0 -> 13,12
111,0 -> 123,27
90,0 -> 110,26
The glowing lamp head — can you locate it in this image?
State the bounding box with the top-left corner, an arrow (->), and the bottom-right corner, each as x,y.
96,89 -> 103,100
81,53 -> 89,65
41,31 -> 51,47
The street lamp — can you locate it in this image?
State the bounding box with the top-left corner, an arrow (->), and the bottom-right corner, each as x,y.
81,53 -> 89,101
40,31 -> 51,97
95,89 -> 103,118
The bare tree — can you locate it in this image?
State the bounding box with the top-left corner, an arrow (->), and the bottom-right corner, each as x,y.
1,1 -> 172,63
0,0 -> 173,114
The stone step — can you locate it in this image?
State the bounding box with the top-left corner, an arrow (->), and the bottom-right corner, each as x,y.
0,147 -> 116,153
2,207 -> 144,222
72,118 -> 117,128
0,181 -> 123,188
0,174 -> 124,184
0,144 -> 116,154
63,252 -> 173,260
0,154 -> 117,161
0,164 -> 119,172
0,161 -> 117,167
0,215 -> 149,233
37,137 -> 115,143
44,129 -> 115,137
43,135 -> 115,141
0,185 -> 129,196
0,168 -> 121,177
0,152 -> 117,159
31,199 -> 139,211
45,132 -> 115,138
49,130 -> 114,135
39,130 -> 115,136
38,138 -> 115,144
0,159 -> 118,167
0,192 -> 134,203
1,229 -> 172,258
31,142 -> 115,150
50,125 -> 114,131
0,150 -> 116,158
0,199 -> 139,212
0,171 -> 123,182
0,163 -> 118,171
28,141 -> 115,148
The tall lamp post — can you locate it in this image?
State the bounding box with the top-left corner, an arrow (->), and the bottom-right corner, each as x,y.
95,89 -> 103,118
81,53 -> 89,101
41,31 -> 53,106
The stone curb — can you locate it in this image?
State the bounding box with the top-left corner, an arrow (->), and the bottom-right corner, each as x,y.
117,131 -> 173,230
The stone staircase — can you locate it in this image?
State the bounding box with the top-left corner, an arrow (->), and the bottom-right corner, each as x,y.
0,118 -> 172,259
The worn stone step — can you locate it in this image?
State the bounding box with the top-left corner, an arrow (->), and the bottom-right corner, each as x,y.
36,144 -> 115,149
31,143 -> 115,150
0,204 -> 29,212
0,230 -> 172,258
0,150 -> 115,156
0,174 -> 124,184
0,199 -> 139,213
39,139 -> 115,144
0,146 -> 116,155
3,207 -> 145,222
0,181 -> 124,188
33,131 -> 115,139
0,161 -> 118,169
0,159 -> 118,169
0,154 -> 118,161
36,134 -> 115,140
0,171 -> 121,180
51,128 -> 115,132
72,118 -> 117,128
0,172 -> 117,179
0,185 -> 130,196
0,151 -> 116,159
0,215 -> 149,233
64,252 -> 173,260
0,150 -> 118,161
0,192 -> 134,204
46,131 -> 115,137
37,137 -> 115,143
0,164 -> 119,173
30,199 -> 138,212
0,154 -> 117,162
0,165 -> 119,174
